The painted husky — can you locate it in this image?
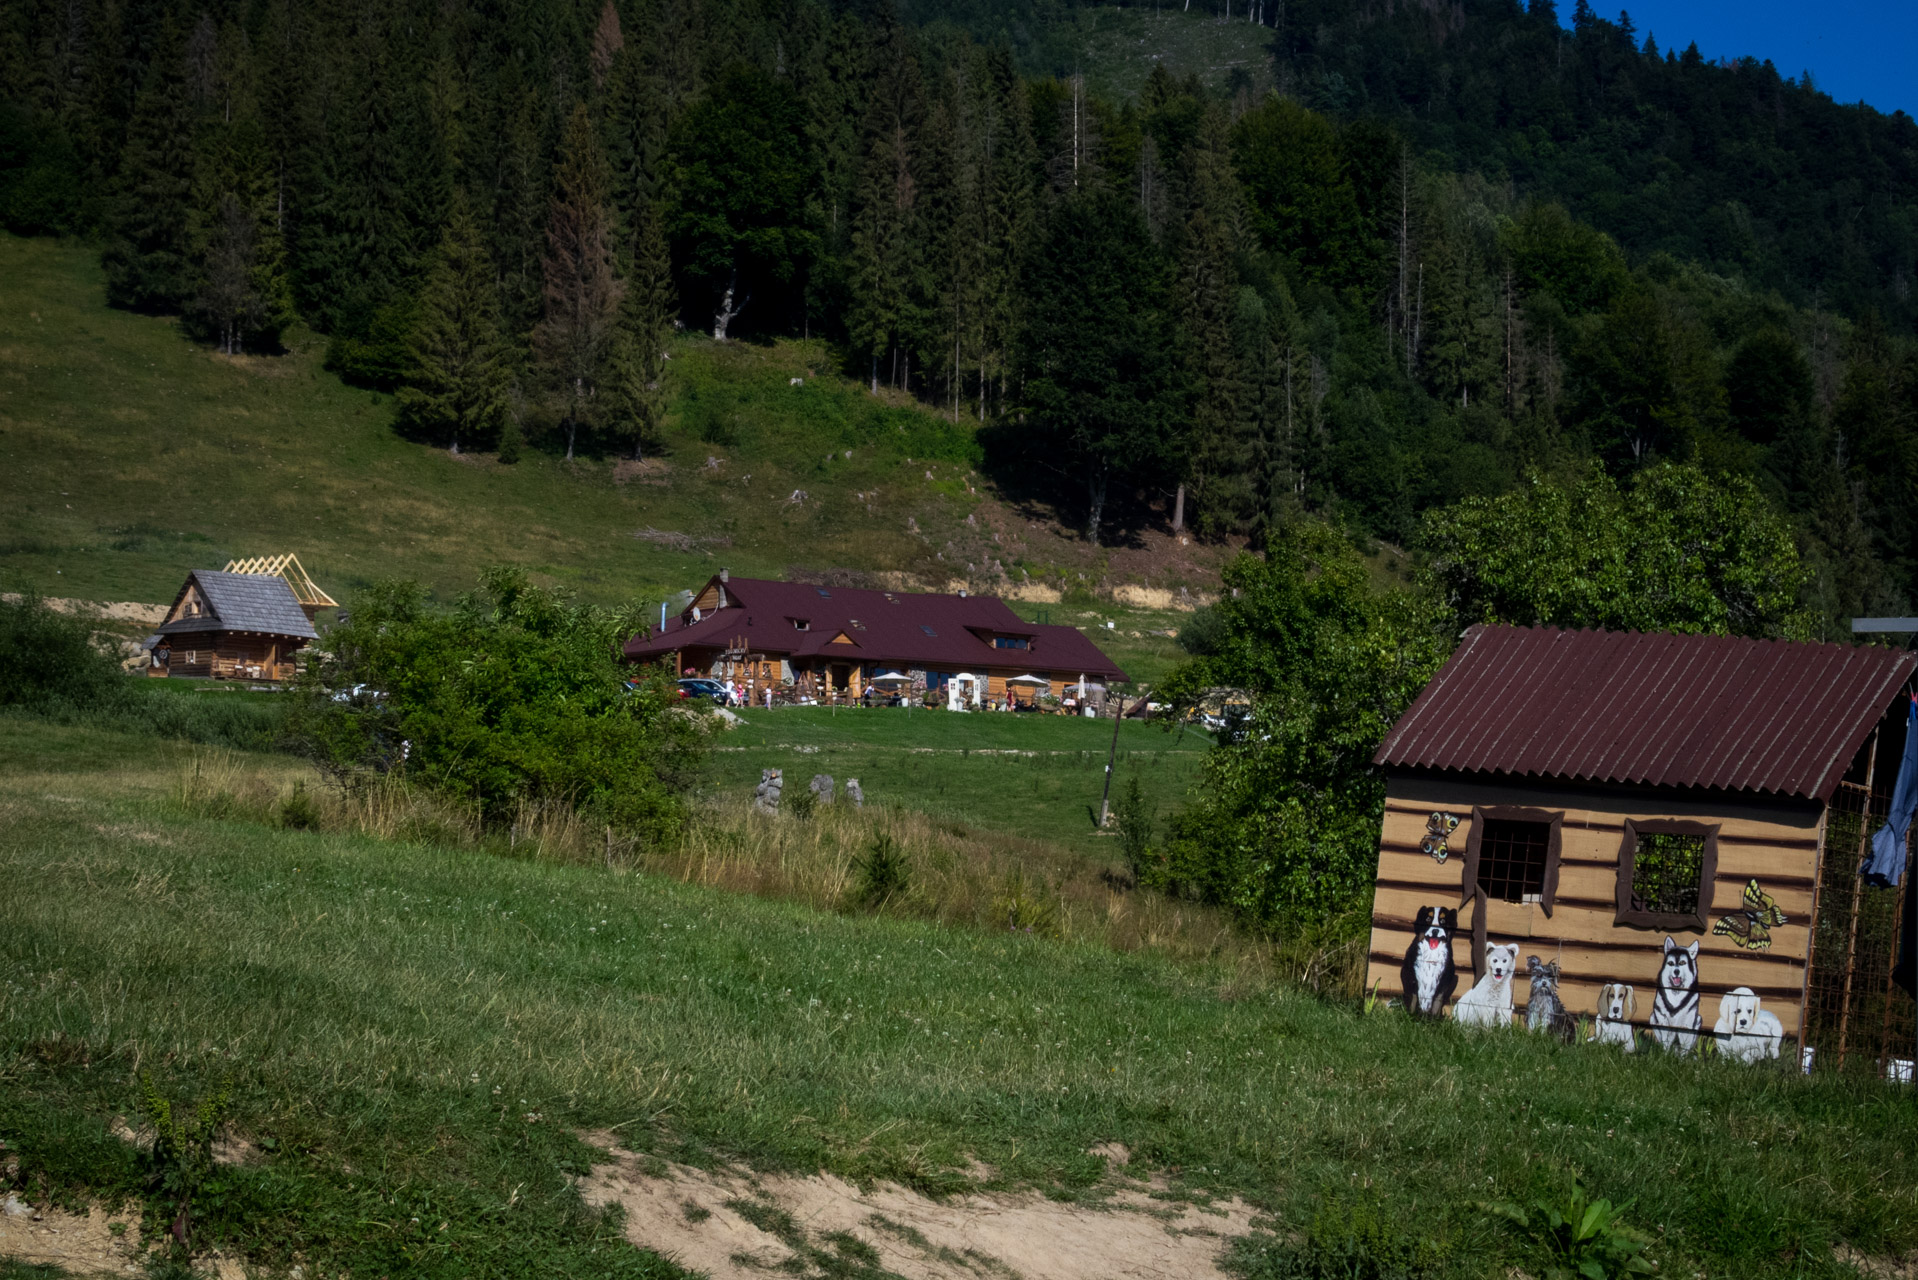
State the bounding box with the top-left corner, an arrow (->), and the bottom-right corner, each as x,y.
1454,942 -> 1520,1028
1400,905 -> 1459,1018
1650,937 -> 1703,1053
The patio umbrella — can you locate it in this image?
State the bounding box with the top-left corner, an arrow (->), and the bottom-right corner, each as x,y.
1006,674 -> 1050,686
871,672 -> 913,685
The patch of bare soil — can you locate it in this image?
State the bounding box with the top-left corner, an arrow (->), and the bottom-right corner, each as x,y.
578,1131 -> 1260,1280
616,458 -> 674,485
1837,1243 -> 1918,1278
0,594 -> 166,625
918,492 -> 1236,608
0,1193 -> 143,1276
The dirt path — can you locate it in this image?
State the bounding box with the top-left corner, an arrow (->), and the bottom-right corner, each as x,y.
0,1194 -> 143,1276
577,1132 -> 1262,1280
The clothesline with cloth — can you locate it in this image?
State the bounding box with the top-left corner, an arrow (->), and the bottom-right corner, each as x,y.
1861,693 -> 1918,995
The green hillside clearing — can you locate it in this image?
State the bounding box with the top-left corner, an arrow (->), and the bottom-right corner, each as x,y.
0,233 -> 1218,682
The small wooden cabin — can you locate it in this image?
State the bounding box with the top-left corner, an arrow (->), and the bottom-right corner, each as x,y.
146,568 -> 320,681
1367,625 -> 1916,1055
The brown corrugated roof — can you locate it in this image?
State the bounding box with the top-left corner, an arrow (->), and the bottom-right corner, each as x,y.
622,577 -> 1128,680
1374,625 -> 1915,801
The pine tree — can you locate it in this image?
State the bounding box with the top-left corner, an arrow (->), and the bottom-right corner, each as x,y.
533,104 -> 623,461
606,200 -> 676,460
1020,190 -> 1183,546
1180,206 -> 1252,534
848,120 -> 922,392
589,0 -> 623,93
102,21 -> 197,311
399,197 -> 509,454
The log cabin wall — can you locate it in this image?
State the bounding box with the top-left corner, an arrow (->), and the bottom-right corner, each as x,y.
159,631 -> 303,680
1367,770 -> 1823,1043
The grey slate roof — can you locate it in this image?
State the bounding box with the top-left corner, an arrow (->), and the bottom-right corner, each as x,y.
158,570 -> 318,639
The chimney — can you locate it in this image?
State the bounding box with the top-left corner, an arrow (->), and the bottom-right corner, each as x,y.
958,588 -> 968,598
719,568 -> 730,583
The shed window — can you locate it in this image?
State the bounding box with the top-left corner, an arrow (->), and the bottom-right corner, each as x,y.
1476,819 -> 1553,904
920,625 -> 938,637
1615,820 -> 1718,932
993,636 -> 1030,649
1629,833 -> 1705,916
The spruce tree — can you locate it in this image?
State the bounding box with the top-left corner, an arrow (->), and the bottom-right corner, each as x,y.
606,200 -> 676,460
847,121 -> 921,392
1020,190 -> 1182,546
102,22 -> 197,311
533,104 -> 622,461
399,197 -> 510,455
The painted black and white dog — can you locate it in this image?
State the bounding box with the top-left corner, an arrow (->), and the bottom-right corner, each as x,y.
1400,905 -> 1459,1018
1650,936 -> 1703,1053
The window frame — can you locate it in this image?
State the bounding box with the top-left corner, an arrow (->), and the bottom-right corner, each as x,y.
1613,818 -> 1718,933
1460,805 -> 1564,918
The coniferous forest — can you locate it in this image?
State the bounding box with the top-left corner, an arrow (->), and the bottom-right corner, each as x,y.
4,0 -> 1918,632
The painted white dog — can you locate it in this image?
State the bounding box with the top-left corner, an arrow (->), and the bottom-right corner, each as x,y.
1589,982 -> 1637,1052
1453,942 -> 1520,1028
1714,987 -> 1784,1063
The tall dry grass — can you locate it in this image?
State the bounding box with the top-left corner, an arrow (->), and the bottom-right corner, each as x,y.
173,750 -> 1363,993
658,798 -> 1273,970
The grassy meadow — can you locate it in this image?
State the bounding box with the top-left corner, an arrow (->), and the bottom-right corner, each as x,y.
711,705 -> 1210,857
0,234 -> 976,608
4,716 -> 1918,1279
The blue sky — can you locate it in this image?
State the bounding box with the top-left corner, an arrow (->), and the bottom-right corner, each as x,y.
1588,0 -> 1918,117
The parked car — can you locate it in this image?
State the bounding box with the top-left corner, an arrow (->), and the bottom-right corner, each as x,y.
677,677 -> 737,706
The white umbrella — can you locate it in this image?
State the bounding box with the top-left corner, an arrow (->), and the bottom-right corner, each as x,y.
1006,674 -> 1050,686
871,671 -> 913,685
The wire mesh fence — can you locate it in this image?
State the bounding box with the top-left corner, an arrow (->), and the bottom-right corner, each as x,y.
1804,780 -> 1915,1081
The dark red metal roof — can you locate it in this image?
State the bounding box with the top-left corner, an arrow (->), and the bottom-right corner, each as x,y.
622,576 -> 1128,680
1374,625 -> 1915,801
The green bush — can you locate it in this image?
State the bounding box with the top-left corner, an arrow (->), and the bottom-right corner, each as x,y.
0,590 -> 285,750
289,569 -> 703,843
849,833 -> 910,908
1114,774 -> 1153,881
277,781 -> 321,830
1153,521 -> 1450,927
0,588 -> 124,712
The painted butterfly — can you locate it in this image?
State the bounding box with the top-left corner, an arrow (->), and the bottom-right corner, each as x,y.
1420,811 -> 1459,863
1712,879 -> 1788,951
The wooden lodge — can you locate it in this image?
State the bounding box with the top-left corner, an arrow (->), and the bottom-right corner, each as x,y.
144,555 -> 334,682
1367,624 -> 1917,1064
620,571 -> 1127,707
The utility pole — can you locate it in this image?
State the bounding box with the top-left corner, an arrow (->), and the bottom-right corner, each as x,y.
1098,694 -> 1129,827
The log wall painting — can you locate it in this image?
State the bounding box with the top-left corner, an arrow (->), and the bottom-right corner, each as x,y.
1365,775 -> 1822,1052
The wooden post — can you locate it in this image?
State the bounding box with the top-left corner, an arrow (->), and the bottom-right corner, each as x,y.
1798,804 -> 1832,1059
1877,828 -> 1914,1079
1837,727 -> 1881,1071
1098,694 -> 1127,829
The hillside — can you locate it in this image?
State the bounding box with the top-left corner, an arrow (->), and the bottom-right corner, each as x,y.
0,234 -> 1217,681
5,717 -> 1917,1279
